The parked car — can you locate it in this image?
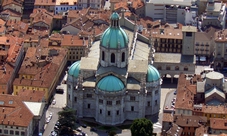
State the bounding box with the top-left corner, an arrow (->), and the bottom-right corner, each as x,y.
90,127 -> 97,132
81,124 -> 87,128
46,117 -> 51,123
76,127 -> 82,132
174,90 -> 177,95
52,99 -> 56,105
49,112 -> 53,119
56,89 -> 64,94
50,131 -> 57,136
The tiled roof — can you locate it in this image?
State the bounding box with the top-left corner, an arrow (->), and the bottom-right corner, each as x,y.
162,113 -> 174,122
175,74 -> 199,110
1,9 -> 22,17
166,123 -> 183,136
61,35 -> 86,47
34,0 -> 56,6
174,115 -> 207,127
210,118 -> 227,130
2,0 -> 23,7
30,8 -> 53,27
6,20 -> 29,34
0,94 -> 33,127
18,89 -> 45,102
195,126 -> 208,136
214,29 -> 227,42
14,47 -> 67,88
202,105 -> 227,114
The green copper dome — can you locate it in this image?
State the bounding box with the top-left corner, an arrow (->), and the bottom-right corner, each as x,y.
147,65 -> 160,82
68,61 -> 80,78
97,75 -> 124,92
100,12 -> 129,49
110,12 -> 120,20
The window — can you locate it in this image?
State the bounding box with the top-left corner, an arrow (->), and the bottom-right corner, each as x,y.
4,130 -> 8,134
68,94 -> 70,100
102,51 -> 105,61
166,66 -> 170,70
186,32 -> 192,37
21,132 -> 25,136
130,96 -> 135,101
175,66 -> 179,70
116,110 -> 119,115
111,53 -> 115,63
116,100 -> 121,105
155,90 -> 158,94
122,52 -> 125,62
184,67 -> 188,71
157,66 -> 162,70
147,101 -> 150,106
99,99 -> 103,104
100,109 -> 102,114
87,94 -> 92,98
108,111 -> 111,116
15,131 -> 19,135
10,130 -> 14,135
131,106 -> 134,111
155,100 -> 157,105
74,97 -> 77,102
107,101 -> 112,105
87,104 -> 90,109
0,129 -> 2,133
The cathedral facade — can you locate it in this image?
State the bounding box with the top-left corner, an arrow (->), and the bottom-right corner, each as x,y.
66,12 -> 162,125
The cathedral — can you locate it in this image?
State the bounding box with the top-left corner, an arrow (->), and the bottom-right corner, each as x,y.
66,12 -> 162,125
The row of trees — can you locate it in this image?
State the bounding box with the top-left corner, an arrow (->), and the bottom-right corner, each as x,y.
58,108 -> 154,136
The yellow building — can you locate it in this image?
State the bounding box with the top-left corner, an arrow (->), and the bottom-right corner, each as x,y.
13,47 -> 67,102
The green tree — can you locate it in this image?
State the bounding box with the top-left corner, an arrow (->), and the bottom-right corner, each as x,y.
130,118 -> 153,136
58,107 -> 76,135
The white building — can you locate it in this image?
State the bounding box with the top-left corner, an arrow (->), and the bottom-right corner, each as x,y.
67,12 -> 162,125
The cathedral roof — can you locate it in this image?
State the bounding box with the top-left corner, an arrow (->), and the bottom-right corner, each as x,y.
147,65 -> 160,82
68,61 -> 80,78
100,12 -> 129,49
97,75 -> 124,92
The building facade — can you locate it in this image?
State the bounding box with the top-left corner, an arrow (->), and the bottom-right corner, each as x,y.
67,12 -> 161,125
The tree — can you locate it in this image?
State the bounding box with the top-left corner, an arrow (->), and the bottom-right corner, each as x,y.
130,118 -> 153,136
108,130 -> 117,136
58,107 -> 76,135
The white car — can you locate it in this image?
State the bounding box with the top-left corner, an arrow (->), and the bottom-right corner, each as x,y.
49,112 -> 53,119
46,117 -> 51,123
52,99 -> 56,105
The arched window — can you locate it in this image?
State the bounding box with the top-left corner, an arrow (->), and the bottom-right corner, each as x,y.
111,53 -> 115,63
175,66 -> 179,70
121,52 -> 125,62
157,66 -> 162,70
184,66 -> 188,71
102,51 -> 105,61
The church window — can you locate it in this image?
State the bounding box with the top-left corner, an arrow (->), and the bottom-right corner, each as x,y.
184,67 -> 188,71
99,99 -> 103,104
116,110 -> 119,115
147,101 -> 150,106
10,130 -> 13,135
74,97 -> 77,102
108,111 -> 111,116
175,66 -> 179,70
157,66 -> 162,70
87,94 -> 92,98
116,100 -> 121,105
21,132 -> 25,136
87,104 -> 90,109
4,130 -> 8,134
130,96 -> 135,101
107,101 -> 112,105
166,66 -> 170,70
131,106 -> 134,111
122,52 -> 125,62
102,51 -> 105,61
100,109 -> 102,114
111,53 -> 115,63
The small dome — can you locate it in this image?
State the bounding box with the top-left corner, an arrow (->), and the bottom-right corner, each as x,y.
97,75 -> 124,92
68,61 -> 80,78
147,65 -> 160,82
110,12 -> 120,20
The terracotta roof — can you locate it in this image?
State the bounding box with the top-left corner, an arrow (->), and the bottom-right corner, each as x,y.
195,126 -> 208,136
18,89 -> 45,102
163,113 -> 174,122
67,10 -> 81,19
175,74 -> 199,110
34,0 -> 56,6
2,0 -> 23,7
202,105 -> 227,114
61,35 -> 86,47
39,38 -> 49,48
166,123 -> 183,136
14,47 -> 67,88
214,29 -> 227,42
174,115 -> 207,127
0,94 -> 33,127
6,20 -> 29,34
210,118 -> 227,130
1,9 -> 22,17
115,2 -> 128,10
30,8 -> 53,27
